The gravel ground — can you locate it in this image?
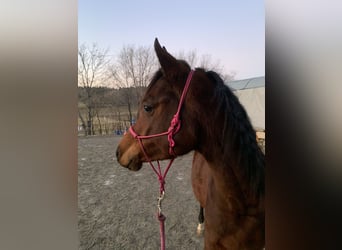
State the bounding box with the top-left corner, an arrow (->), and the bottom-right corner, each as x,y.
78,135 -> 204,250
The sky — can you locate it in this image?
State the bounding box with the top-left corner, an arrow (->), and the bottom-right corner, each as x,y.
79,0 -> 264,80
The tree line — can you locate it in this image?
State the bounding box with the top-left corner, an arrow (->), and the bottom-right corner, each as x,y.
78,43 -> 235,136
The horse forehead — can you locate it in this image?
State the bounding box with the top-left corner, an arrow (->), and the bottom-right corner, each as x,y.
145,78 -> 173,98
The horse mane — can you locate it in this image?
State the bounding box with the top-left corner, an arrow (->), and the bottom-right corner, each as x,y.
204,70 -> 265,199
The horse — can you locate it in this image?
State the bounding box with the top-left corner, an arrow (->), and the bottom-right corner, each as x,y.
116,38 -> 265,250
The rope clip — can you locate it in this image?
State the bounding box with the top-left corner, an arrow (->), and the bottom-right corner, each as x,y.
157,191 -> 165,214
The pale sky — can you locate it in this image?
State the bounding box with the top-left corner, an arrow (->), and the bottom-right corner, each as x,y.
79,0 -> 264,80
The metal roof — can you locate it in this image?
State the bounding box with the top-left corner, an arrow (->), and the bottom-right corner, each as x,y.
226,76 -> 265,90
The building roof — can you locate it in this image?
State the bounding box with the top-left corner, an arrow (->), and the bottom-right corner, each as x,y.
226,76 -> 265,91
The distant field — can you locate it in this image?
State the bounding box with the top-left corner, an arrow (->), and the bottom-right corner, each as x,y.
78,105 -> 138,135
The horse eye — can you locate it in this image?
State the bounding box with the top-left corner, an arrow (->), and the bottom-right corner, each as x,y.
143,105 -> 153,113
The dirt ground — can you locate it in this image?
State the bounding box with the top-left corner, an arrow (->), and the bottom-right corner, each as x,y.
78,135 -> 204,250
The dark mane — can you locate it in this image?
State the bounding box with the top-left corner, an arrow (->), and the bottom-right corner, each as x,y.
206,71 -> 265,198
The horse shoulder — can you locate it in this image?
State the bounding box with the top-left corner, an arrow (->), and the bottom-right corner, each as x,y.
191,152 -> 210,208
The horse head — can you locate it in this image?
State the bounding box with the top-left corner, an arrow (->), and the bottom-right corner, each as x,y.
116,39 -> 205,171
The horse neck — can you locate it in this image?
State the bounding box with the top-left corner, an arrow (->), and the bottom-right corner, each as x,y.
199,141 -> 264,220
206,159 -> 250,212
194,79 -> 264,210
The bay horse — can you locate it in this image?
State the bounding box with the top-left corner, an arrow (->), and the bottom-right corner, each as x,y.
116,39 -> 265,250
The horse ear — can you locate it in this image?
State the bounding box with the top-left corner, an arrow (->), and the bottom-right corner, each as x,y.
154,38 -> 183,80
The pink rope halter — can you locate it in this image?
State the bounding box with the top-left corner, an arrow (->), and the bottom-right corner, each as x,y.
128,69 -> 195,250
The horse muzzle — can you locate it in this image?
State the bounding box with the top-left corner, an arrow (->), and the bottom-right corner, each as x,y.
116,135 -> 143,171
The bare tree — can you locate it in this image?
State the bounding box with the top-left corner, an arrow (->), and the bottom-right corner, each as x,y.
176,50 -> 236,82
78,43 -> 110,135
135,46 -> 158,87
177,49 -> 198,67
110,44 -> 157,125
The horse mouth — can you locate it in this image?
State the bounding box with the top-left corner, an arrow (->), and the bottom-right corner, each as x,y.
125,158 -> 143,171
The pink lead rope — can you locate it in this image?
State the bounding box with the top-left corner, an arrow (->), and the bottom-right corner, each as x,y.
129,69 -> 195,250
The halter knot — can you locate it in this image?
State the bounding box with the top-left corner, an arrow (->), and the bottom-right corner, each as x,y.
158,213 -> 166,221
158,176 -> 165,189
166,115 -> 181,155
